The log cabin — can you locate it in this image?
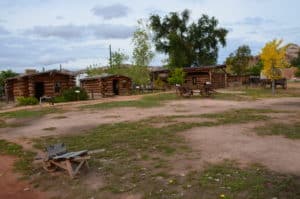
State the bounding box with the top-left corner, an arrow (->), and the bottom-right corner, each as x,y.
5,70 -> 76,101
151,65 -> 228,89
80,74 -> 132,98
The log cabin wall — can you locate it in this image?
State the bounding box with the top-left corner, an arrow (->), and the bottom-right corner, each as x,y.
5,71 -> 75,101
227,75 -> 250,86
81,79 -> 102,98
81,75 -> 132,97
211,73 -> 226,88
183,72 -> 210,89
151,65 -> 227,90
28,73 -> 76,97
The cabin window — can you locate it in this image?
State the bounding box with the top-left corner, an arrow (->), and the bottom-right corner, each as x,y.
192,77 -> 197,85
54,82 -> 61,93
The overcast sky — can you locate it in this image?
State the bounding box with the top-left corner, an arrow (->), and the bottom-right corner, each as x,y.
0,0 -> 299,72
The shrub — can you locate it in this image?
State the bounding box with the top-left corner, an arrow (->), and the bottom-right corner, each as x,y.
54,87 -> 88,102
295,68 -> 300,77
16,96 -> 39,106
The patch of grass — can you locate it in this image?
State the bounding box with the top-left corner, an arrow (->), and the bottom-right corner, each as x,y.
255,122 -> 300,139
31,108 -> 281,198
0,118 -> 27,128
43,127 -> 57,131
195,162 -> 300,199
202,109 -> 270,124
52,115 -> 68,119
0,107 -> 62,119
82,93 -> 178,109
0,139 -> 36,176
214,87 -> 300,101
170,109 -> 278,125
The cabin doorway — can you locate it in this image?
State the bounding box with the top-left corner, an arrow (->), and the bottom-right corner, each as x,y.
112,79 -> 119,95
35,82 -> 44,99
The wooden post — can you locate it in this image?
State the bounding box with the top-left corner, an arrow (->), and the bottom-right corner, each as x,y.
224,73 -> 228,88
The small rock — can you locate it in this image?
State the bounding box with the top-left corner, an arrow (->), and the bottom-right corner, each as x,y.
24,187 -> 30,191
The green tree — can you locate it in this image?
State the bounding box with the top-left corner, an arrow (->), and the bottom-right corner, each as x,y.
110,49 -> 129,68
149,10 -> 228,68
0,70 -> 18,95
168,68 -> 186,85
291,50 -> 300,68
226,45 -> 252,75
248,60 -> 263,76
132,19 -> 154,67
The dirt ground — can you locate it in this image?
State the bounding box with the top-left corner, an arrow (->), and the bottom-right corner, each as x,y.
1,97 -> 299,140
0,155 -> 48,199
0,94 -> 300,198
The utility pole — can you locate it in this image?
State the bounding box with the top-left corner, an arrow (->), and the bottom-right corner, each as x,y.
109,44 -> 112,68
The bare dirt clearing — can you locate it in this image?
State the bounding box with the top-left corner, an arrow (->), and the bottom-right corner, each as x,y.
1,93 -> 300,199
1,97 -> 299,140
183,122 -> 300,175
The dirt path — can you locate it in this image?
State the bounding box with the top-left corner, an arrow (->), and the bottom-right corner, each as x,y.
0,155 -> 48,199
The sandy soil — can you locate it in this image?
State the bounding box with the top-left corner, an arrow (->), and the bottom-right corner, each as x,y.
1,97 -> 299,141
183,122 -> 300,175
0,155 -> 48,199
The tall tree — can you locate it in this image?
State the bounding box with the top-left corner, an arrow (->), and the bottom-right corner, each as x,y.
110,49 -> 129,68
132,19 -> 154,67
149,10 -> 228,68
226,45 -> 252,75
0,70 -> 18,96
291,50 -> 300,68
260,39 -> 288,94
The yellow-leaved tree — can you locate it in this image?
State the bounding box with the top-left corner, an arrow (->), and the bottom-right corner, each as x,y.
260,39 -> 288,94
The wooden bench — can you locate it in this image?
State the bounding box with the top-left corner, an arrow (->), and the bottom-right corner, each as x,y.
43,143 -> 90,178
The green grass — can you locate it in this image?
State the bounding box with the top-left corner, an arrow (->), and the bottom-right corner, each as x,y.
82,93 -> 178,109
0,118 -> 27,128
0,107 -> 62,119
0,139 -> 36,176
31,108 -> 283,198
255,122 -> 300,139
214,87 -> 300,101
43,127 -> 57,131
170,109 -> 277,125
195,162 -> 300,199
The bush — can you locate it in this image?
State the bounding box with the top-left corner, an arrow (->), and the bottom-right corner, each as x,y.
295,68 -> 300,77
16,96 -> 39,106
54,87 -> 88,102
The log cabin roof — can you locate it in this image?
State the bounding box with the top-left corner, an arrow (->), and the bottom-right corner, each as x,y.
80,74 -> 131,81
6,70 -> 75,81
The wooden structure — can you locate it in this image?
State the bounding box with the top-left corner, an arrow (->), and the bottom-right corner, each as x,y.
261,78 -> 287,89
176,82 -> 216,97
5,70 -> 75,101
80,74 -> 132,97
151,65 -> 227,90
43,143 -> 90,178
227,75 -> 250,87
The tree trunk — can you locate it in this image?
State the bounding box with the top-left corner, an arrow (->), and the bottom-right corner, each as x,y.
272,79 -> 275,95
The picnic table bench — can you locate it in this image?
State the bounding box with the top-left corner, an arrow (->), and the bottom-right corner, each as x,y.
42,143 -> 90,178
176,82 -> 216,97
